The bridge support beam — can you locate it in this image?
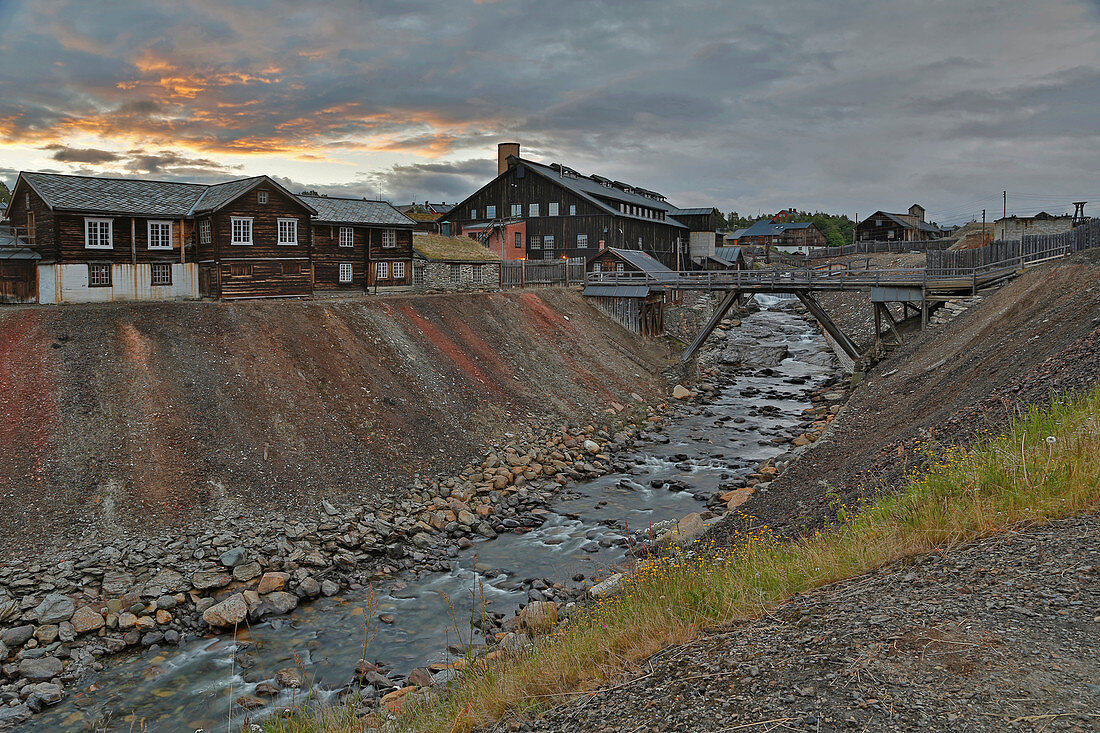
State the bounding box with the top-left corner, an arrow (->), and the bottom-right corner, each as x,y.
796,291 -> 861,362
680,289 -> 740,363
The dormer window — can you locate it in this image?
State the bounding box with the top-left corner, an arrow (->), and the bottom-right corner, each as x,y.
258,190 -> 268,204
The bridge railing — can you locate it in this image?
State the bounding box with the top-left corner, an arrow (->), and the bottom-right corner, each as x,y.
585,266 -> 933,291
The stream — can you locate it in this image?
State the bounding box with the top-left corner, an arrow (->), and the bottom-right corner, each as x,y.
24,297 -> 836,732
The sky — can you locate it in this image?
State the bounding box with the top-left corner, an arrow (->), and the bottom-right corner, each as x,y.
1,0 -> 1099,227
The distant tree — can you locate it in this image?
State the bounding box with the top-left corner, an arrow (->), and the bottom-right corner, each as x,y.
300,189 -> 319,196
0,182 -> 10,204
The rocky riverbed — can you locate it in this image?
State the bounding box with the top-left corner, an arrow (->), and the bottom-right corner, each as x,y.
3,296 -> 848,730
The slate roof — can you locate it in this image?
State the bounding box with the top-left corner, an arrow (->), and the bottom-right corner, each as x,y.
297,195 -> 415,226
739,220 -> 814,238
594,247 -> 678,283
517,159 -> 689,229
20,172 -> 208,217
18,171 -> 316,217
668,207 -> 716,217
582,284 -> 652,298
726,228 -> 749,241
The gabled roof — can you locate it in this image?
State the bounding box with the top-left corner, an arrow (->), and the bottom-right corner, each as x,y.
518,159 -> 688,229
715,246 -> 744,262
15,171 -> 316,218
18,171 -> 208,217
726,228 -> 749,241
590,247 -> 678,282
297,194 -> 415,226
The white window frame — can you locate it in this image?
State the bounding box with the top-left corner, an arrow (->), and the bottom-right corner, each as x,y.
529,203 -> 539,217
382,229 -> 396,248
510,204 -> 522,217
199,219 -> 211,245
257,190 -> 268,204
392,261 -> 405,279
376,261 -> 389,279
88,263 -> 112,287
231,217 -> 253,245
569,205 -> 576,216
529,235 -> 541,250
470,208 -> 478,220
449,263 -> 461,283
544,234 -> 555,251
486,205 -> 497,219
277,218 -> 298,246
339,227 -> 354,247
548,202 -> 559,217
338,262 -> 354,283
471,264 -> 483,283
84,218 -> 113,249
150,263 -> 172,286
147,220 -> 173,250
577,234 -> 588,249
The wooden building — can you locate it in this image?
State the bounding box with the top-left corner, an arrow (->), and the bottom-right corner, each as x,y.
582,247 -> 678,335
299,194 -> 416,291
441,143 -> 719,269
737,220 -> 826,250
856,205 -> 945,242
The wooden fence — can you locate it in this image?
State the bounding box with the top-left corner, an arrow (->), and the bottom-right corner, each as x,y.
806,239 -> 953,259
500,257 -> 586,288
926,219 -> 1099,276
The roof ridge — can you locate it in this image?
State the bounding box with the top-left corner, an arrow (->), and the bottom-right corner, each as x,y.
23,170 -> 209,188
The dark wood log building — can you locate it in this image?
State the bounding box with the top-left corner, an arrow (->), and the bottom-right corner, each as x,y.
441,143 -> 719,269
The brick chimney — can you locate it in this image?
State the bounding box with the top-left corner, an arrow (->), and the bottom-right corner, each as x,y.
498,142 -> 520,176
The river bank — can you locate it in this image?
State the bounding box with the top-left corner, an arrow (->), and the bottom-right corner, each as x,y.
8,296 -> 845,730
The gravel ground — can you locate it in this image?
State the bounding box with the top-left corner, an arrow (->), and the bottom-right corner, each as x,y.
518,513 -> 1100,733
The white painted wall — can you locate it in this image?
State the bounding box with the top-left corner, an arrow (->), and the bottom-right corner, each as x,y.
689,231 -> 715,260
37,264 -> 199,304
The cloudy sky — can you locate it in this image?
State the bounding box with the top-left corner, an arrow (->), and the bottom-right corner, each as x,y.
1,0 -> 1099,226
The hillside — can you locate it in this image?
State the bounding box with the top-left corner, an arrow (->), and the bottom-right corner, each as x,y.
0,290 -> 669,557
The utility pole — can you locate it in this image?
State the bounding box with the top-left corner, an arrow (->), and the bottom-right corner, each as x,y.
982,209 -> 987,246
1002,191 -> 1007,240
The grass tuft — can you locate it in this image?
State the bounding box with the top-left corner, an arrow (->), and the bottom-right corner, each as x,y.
266,388 -> 1100,733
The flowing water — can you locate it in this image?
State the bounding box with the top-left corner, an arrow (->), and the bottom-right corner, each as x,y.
26,298 -> 835,732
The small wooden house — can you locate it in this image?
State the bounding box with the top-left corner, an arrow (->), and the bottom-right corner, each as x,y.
582,248 -> 678,336
299,194 -> 416,291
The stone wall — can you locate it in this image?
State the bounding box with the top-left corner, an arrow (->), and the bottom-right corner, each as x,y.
414,261 -> 502,293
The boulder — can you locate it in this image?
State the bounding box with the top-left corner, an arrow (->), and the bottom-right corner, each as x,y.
260,592 -> 298,616
70,606 -> 105,634
0,704 -> 31,727
232,562 -> 262,582
672,384 -> 695,400
719,343 -> 789,367
117,613 -> 138,630
100,570 -> 134,597
275,667 -> 303,689
18,656 -> 62,681
582,440 -> 601,455
27,682 -> 63,705
34,594 -> 75,625
1,625 -> 34,648
192,570 -> 231,590
672,512 -> 707,545
518,601 -> 559,636
219,547 -> 248,568
589,573 -> 624,599
201,594 -> 248,628
256,572 -> 289,595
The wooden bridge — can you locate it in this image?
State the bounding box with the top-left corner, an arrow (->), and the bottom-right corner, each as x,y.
586,218 -> 1099,363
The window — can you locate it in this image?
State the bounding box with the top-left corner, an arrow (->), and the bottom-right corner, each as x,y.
339,263 -> 354,283
339,227 -> 354,247
471,208 -> 478,220
88,263 -> 111,287
529,235 -> 541,250
544,235 -> 555,251
471,264 -> 483,283
638,237 -> 643,248
258,190 -> 268,204
278,218 -> 298,245
382,229 -> 396,248
616,263 -> 625,274
281,262 -> 301,275
577,234 -> 588,249
199,219 -> 211,245
529,203 -> 539,217
514,232 -> 522,249
84,218 -> 113,249
147,221 -> 172,250
151,263 -> 172,286
510,204 -> 522,217
229,263 -> 253,276
875,219 -> 883,227
377,261 -> 389,279
393,261 -> 406,279
25,192 -> 30,209
231,217 -> 253,245
486,205 -> 496,219
548,202 -> 559,216
449,264 -> 461,283
569,205 -> 576,216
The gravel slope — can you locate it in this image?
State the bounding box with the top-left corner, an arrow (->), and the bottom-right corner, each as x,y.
519,514 -> 1100,733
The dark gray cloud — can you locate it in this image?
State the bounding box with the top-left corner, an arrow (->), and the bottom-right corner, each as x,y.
0,0 -> 1098,222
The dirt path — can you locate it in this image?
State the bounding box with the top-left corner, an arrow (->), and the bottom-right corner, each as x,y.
524,514 -> 1100,733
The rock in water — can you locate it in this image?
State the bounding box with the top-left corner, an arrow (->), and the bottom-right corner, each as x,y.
18,656 -> 62,681
719,343 -> 789,367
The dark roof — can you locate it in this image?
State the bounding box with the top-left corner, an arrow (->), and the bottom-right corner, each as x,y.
706,255 -> 734,267
668,207 -> 716,217
297,195 -> 415,226
726,228 -> 749,241
582,284 -> 652,298
17,171 -> 316,217
20,171 -> 208,217
517,158 -> 689,229
715,246 -> 744,261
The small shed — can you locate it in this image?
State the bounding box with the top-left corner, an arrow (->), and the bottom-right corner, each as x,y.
713,246 -> 747,269
583,248 -> 678,335
412,232 -> 501,292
